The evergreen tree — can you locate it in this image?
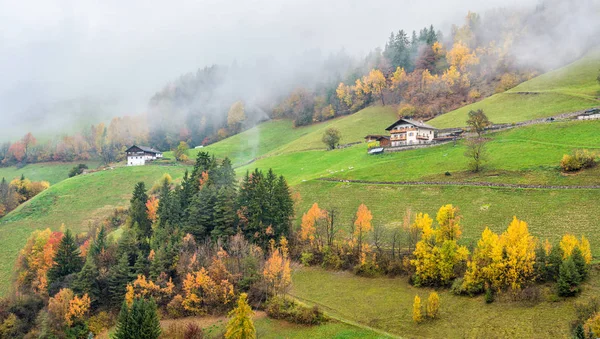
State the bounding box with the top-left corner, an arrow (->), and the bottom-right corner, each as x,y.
547,245 -> 563,282
73,256 -> 101,304
132,251 -> 150,280
571,247 -> 589,281
534,246 -> 549,282
114,298 -> 161,339
48,229 -> 83,284
130,182 -> 152,241
216,157 -> 236,190
212,187 -> 237,240
557,258 -> 581,297
184,186 -> 217,241
225,293 -> 256,339
157,179 -> 172,225
90,226 -> 107,257
108,253 -> 132,307
117,227 -> 139,266
573,324 -> 585,339
272,175 -> 294,238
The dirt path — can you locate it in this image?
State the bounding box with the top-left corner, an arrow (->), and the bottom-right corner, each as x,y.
317,178 -> 600,190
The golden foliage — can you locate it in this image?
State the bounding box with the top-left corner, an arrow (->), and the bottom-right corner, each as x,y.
560,234 -> 592,264
181,255 -> 235,315
146,196 -> 159,223
426,292 -> 440,319
300,203 -> 326,245
225,293 -> 256,339
263,238 -> 292,297
436,204 -> 462,241
127,275 -> 175,307
446,41 -> 479,72
412,295 -> 423,323
227,101 -> 246,128
390,67 -> 407,89
463,217 -> 537,291
66,293 -> 91,326
16,228 -> 62,296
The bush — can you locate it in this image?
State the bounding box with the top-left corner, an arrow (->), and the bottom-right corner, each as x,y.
88,311 -> 113,335
161,322 -> 204,339
485,288 -> 495,304
300,252 -> 314,267
353,260 -> 380,278
68,164 -> 88,178
560,150 -> 596,172
167,295 -> 187,318
322,248 -> 343,270
265,296 -> 327,325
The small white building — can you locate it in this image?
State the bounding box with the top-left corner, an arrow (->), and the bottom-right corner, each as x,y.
577,108 -> 600,121
385,118 -> 438,147
126,145 -> 163,166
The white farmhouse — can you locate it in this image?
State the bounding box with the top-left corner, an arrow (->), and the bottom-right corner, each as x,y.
385,118 -> 438,147
577,108 -> 600,121
126,145 -> 163,166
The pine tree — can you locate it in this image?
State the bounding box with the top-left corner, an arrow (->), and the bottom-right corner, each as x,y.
130,182 -> 151,241
114,298 -> 161,339
573,324 -> 585,339
48,229 -> 83,284
73,256 -> 100,305
225,293 -> 256,339
557,258 -> 581,297
109,253 -> 132,307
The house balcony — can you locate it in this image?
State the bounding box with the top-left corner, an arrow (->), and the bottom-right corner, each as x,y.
390,136 -> 407,141
416,135 -> 431,141
389,128 -> 417,134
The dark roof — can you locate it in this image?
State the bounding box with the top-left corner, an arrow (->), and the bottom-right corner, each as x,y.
365,135 -> 390,140
385,118 -> 438,131
126,145 -> 162,154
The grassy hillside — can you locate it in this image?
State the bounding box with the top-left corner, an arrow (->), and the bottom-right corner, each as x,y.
0,165 -> 188,295
293,181 -> 600,257
169,106 -> 397,166
238,119 -> 600,186
0,161 -> 101,185
292,267 -> 600,338
430,50 -> 600,128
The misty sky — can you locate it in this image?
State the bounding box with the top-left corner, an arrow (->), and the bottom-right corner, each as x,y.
0,0 -> 537,124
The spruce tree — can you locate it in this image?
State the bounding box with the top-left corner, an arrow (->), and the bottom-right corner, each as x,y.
48,229 -> 83,284
132,251 -> 150,280
212,187 -> 237,240
90,226 -> 107,257
114,298 -> 161,339
185,186 -> 216,241
130,182 -> 151,240
109,253 -> 132,307
557,258 -> 581,297
73,256 -> 100,304
547,245 -> 563,282
573,324 -> 585,339
571,247 -> 588,281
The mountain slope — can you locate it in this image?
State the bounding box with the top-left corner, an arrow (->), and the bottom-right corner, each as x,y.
430,50 -> 600,128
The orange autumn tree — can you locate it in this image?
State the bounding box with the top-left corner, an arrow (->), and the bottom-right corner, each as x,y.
180,252 -> 235,315
125,275 -> 175,307
66,293 -> 91,326
263,237 -> 292,297
354,204 -> 373,263
16,228 -> 63,295
146,196 -> 159,223
300,203 -> 326,250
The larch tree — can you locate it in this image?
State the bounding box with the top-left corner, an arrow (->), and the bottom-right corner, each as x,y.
225,293 -> 256,339
354,204 -> 373,262
227,101 -> 246,133
365,69 -> 388,105
300,203 -> 326,249
426,292 -> 440,319
412,295 -> 423,323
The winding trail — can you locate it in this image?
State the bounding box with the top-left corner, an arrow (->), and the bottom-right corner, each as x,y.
317,178 -> 600,190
